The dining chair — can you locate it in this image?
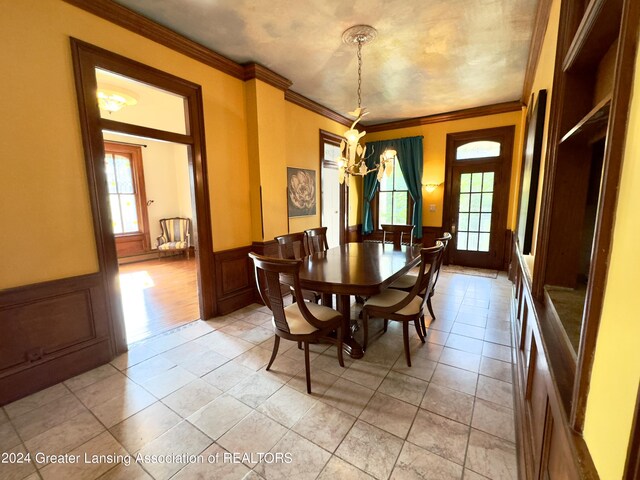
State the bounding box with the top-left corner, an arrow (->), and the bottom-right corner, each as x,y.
248,252 -> 344,393
390,232 -> 452,328
275,232 -> 320,304
361,243 -> 443,366
275,232 -> 309,259
305,227 -> 329,254
381,224 -> 414,248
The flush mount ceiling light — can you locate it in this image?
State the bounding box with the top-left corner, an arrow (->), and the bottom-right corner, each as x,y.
97,86 -> 138,114
338,25 -> 395,184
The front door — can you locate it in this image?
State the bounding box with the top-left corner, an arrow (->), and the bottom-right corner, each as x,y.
444,126 -> 514,270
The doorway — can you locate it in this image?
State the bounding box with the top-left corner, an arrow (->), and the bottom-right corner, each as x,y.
103,134 -> 199,343
320,130 -> 348,246
443,126 -> 514,270
72,39 -> 215,353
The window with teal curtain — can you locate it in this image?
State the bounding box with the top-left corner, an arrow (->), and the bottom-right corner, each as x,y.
362,136 -> 423,238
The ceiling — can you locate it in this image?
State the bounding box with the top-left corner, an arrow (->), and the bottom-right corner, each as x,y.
114,0 -> 538,124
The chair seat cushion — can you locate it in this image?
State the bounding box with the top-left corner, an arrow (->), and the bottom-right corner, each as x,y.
390,272 -> 418,289
364,288 -> 424,316
274,302 -> 341,335
158,241 -> 187,250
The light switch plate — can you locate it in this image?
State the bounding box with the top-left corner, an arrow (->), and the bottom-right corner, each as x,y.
429,204 -> 436,212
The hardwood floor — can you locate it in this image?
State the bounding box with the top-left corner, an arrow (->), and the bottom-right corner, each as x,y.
118,256 -> 199,344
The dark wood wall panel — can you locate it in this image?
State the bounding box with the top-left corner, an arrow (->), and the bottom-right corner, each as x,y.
0,273 -> 113,405
510,238 -> 595,479
347,225 -> 362,243
213,246 -> 256,315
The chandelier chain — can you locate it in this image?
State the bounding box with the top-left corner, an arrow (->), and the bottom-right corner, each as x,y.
356,39 -> 363,109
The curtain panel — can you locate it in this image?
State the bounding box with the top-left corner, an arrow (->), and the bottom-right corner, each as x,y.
362,136 -> 424,238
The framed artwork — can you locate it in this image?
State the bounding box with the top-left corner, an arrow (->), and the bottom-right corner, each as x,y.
287,167 -> 317,217
516,89 -> 547,254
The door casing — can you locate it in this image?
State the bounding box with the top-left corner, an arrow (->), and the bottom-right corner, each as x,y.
71,39 -> 216,353
442,126 -> 514,270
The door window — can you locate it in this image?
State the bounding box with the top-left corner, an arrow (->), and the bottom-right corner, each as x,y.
457,172 -> 494,252
456,140 -> 501,160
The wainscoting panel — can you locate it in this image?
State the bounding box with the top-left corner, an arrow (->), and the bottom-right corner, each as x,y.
213,246 -> 255,315
0,273 -> 113,405
510,240 -> 593,479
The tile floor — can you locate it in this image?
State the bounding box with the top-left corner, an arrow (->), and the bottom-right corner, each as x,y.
1,271 -> 517,480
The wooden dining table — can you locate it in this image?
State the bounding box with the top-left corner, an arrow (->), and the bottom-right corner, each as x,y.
297,242 -> 421,359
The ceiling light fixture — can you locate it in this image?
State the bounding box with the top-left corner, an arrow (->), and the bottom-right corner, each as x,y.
338,25 -> 395,184
97,87 -> 138,114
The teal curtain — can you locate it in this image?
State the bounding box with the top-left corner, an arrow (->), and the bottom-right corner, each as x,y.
362,136 -> 424,238
396,136 -> 424,239
361,148 -> 380,235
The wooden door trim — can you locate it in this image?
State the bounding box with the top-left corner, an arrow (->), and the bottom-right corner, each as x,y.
319,130 -> 348,245
71,38 -> 216,353
443,125 -> 515,269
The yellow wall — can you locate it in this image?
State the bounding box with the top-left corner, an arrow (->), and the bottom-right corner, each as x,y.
528,0 -> 561,256
364,111 -> 523,229
0,0 -> 252,289
583,38 -> 640,480
284,103 -> 346,234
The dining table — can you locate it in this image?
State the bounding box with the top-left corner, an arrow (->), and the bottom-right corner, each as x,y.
297,241 -> 421,359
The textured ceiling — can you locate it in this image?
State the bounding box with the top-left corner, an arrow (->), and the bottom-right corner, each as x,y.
114,0 -> 537,124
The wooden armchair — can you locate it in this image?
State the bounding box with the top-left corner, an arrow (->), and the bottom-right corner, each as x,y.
390,232 -> 452,330
274,232 -> 320,304
157,217 -> 191,258
362,243 -> 443,366
248,253 -> 344,393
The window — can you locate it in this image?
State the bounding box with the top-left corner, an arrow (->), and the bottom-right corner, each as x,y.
456,140 -> 501,160
105,152 -> 139,234
378,158 -> 411,226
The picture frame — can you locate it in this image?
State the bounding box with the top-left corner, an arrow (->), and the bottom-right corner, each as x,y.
516,89 -> 547,255
287,167 -> 317,217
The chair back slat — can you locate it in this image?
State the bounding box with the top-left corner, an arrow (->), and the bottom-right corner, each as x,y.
381,224 -> 414,249
249,253 -> 302,333
414,243 -> 444,306
305,227 -> 329,254
431,232 -> 452,293
275,232 -> 308,259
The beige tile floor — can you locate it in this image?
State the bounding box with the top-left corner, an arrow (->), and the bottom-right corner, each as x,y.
1,271 -> 517,480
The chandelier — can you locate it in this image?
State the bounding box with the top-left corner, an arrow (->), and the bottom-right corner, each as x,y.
97,87 -> 137,114
338,25 -> 395,184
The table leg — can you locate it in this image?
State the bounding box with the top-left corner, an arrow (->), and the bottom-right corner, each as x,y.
337,294 -> 364,359
321,293 -> 333,308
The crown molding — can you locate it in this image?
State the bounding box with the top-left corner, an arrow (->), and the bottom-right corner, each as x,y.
285,91 -> 352,127
63,0 -> 245,79
63,0 -> 524,132
521,0 -> 554,104
243,63 -> 292,91
365,101 -> 524,133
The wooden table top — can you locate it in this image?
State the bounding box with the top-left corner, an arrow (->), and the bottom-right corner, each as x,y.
298,242 -> 421,296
